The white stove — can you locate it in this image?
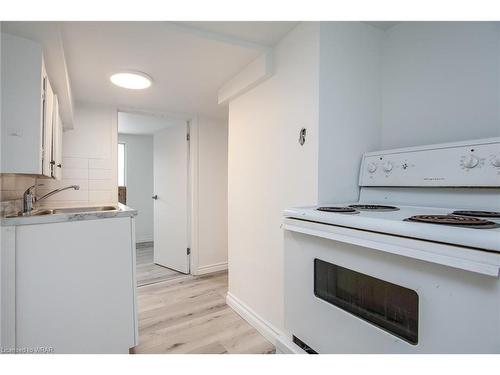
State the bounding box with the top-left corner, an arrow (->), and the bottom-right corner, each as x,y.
281,137 -> 500,354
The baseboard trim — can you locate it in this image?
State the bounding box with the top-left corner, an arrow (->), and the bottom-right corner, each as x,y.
226,292 -> 285,347
195,262 -> 228,275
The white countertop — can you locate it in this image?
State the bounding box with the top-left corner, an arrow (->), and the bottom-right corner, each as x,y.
1,203 -> 137,226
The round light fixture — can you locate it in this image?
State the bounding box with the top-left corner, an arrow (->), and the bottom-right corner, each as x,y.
110,71 -> 152,90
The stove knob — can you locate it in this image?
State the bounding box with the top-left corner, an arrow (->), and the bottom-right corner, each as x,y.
463,154 -> 479,169
367,163 -> 377,173
491,155 -> 500,168
383,161 -> 393,172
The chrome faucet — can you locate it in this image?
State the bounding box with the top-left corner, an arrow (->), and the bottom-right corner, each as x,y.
23,184 -> 80,215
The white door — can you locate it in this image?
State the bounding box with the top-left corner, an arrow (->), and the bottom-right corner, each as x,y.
153,122 -> 189,273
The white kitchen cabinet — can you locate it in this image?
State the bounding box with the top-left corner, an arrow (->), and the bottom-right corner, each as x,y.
1,215 -> 138,353
1,33 -> 62,178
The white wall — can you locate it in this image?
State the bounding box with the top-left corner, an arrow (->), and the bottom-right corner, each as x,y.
194,117 -> 229,274
118,133 -> 154,243
318,22 -> 383,204
381,22 -> 500,148
228,22 -> 320,332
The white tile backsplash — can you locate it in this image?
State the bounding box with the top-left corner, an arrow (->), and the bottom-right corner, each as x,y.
1,190 -> 25,200
89,190 -> 113,203
40,178 -> 89,191
0,176 -> 35,216
88,179 -> 112,191
1,156 -> 117,213
0,175 -> 36,191
62,157 -> 89,169
63,168 -> 89,179
89,168 -> 112,180
36,188 -> 89,202
88,158 -> 112,169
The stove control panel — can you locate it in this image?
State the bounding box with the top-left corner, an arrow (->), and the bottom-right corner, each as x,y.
359,137 -> 500,187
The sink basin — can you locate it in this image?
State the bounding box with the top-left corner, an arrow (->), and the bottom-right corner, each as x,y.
30,209 -> 55,216
5,209 -> 54,218
6,206 -> 119,218
52,206 -> 118,214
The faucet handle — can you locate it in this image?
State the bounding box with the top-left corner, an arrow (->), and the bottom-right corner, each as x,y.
23,185 -> 36,214
24,184 -> 36,195
23,183 -> 45,197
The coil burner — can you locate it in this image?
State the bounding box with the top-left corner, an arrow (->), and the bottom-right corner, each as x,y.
451,210 -> 500,218
317,207 -> 359,214
348,204 -> 400,212
406,215 -> 499,229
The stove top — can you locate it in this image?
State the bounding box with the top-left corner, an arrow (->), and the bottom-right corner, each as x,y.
317,207 -> 359,214
451,210 -> 500,218
406,214 -> 500,229
284,203 -> 500,252
317,204 -> 400,214
349,204 -> 400,212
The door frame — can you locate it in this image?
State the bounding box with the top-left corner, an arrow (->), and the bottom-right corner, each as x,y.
116,108 -> 201,276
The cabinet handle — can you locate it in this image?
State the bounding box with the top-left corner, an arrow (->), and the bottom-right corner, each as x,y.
57,164 -> 62,168
152,195 -> 158,200
50,160 -> 56,165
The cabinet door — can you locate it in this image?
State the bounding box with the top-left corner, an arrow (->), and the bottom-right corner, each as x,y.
15,217 -> 137,353
0,33 -> 44,174
51,95 -> 63,180
42,70 -> 54,178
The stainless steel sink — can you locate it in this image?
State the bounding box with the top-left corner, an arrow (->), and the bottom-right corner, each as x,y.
6,206 -> 119,218
52,206 -> 118,214
29,209 -> 55,216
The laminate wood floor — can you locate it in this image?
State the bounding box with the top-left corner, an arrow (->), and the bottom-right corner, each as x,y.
136,246 -> 184,287
133,271 -> 275,354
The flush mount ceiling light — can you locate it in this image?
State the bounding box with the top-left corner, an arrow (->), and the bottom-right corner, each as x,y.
110,71 -> 152,90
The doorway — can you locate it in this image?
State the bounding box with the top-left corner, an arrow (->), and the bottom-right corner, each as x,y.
117,111 -> 191,286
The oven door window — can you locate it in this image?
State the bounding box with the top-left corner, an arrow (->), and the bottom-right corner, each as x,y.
314,259 -> 419,345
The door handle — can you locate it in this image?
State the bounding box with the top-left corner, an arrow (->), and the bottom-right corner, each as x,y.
152,195 -> 158,200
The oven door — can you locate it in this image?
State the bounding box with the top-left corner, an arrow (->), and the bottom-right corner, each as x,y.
283,221 -> 500,354
313,258 -> 418,345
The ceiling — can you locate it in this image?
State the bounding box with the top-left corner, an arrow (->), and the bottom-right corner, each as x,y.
61,22 -> 282,119
180,22 -> 298,46
1,21 -> 400,121
118,111 -> 184,135
2,21 -> 297,120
